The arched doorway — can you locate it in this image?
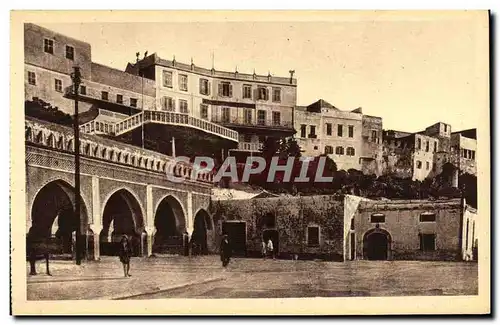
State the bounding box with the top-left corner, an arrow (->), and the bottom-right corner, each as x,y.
363,228 -> 391,260
100,189 -> 144,257
153,196 -> 186,255
29,180 -> 89,259
191,210 -> 210,255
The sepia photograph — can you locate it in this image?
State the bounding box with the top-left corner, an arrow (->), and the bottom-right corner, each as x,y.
9,10 -> 490,315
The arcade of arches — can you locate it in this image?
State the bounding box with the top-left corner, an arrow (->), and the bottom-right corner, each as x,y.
27,179 -> 214,260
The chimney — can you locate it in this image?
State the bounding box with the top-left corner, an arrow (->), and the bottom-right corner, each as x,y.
289,70 -> 295,84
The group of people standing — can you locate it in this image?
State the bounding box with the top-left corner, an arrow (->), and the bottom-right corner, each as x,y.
116,233 -> 276,276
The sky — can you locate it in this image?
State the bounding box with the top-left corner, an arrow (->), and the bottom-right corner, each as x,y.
39,11 -> 488,133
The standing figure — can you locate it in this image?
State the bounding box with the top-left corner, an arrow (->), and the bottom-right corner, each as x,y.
119,235 -> 132,277
261,240 -> 267,258
220,234 -> 232,267
267,239 -> 274,259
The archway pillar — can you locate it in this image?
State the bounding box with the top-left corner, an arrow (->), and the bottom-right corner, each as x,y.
146,185 -> 154,229
89,225 -> 102,260
186,192 -> 194,235
26,219 -> 32,235
144,226 -> 156,257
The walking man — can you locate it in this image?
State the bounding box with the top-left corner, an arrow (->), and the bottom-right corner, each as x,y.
220,234 -> 232,267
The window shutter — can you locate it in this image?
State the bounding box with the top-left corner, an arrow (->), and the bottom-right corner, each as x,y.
208,81 -> 211,96
199,79 -> 203,94
265,88 -> 269,101
218,83 -> 223,96
254,88 -> 259,100
229,84 -> 233,97
160,97 -> 166,110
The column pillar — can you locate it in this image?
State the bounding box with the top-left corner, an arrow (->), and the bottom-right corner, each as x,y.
90,176 -> 102,261
186,192 -> 194,235
145,185 -> 155,257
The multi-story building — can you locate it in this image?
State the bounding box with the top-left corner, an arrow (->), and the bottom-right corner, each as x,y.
127,53 -> 297,161
294,100 -> 382,172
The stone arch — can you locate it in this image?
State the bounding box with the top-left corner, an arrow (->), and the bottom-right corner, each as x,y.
93,146 -> 99,157
25,126 -> 33,141
191,209 -> 213,255
153,194 -> 187,254
362,228 -> 392,260
46,133 -> 55,148
124,153 -> 129,164
99,188 -> 145,257
28,179 -> 90,256
66,138 -> 74,151
131,155 -> 136,166
101,147 -> 107,159
56,135 -> 64,150
35,130 -> 44,144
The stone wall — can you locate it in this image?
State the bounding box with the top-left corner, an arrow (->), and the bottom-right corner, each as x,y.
210,195 -> 345,260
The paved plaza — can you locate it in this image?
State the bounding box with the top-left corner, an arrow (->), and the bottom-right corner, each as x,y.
27,256 -> 478,300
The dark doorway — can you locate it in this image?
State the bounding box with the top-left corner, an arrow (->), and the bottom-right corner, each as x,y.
222,221 -> 246,257
100,189 -> 143,256
191,210 -> 209,255
364,230 -> 390,260
262,229 -> 279,257
153,196 -> 185,254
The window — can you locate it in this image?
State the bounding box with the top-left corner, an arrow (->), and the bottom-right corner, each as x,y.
244,109 -> 252,124
335,146 -> 344,155
244,134 -> 252,143
258,135 -> 266,143
371,130 -> 378,143
28,71 -> 36,85
426,141 -> 429,152
219,82 -> 233,97
161,97 -> 174,111
162,70 -> 173,88
200,104 -> 208,120
272,111 -> 281,126
420,213 -> 436,222
243,85 -> 252,99
116,94 -> 123,104
471,151 -> 476,160
314,146 -> 318,150
337,124 -> 343,137
346,147 -> 355,156
307,226 -> 320,246
300,124 -> 306,138
348,125 -> 354,138
179,99 -> 188,113
420,234 -> 436,251
370,213 -> 385,223
434,141 -> 437,153
325,146 -> 333,155
417,138 -> 422,150
309,125 -> 316,137
179,74 -> 188,91
44,38 -> 54,54
257,110 -> 266,125
222,107 -> 231,123
416,160 -> 422,169
101,91 -> 109,101
65,45 -> 74,60
80,85 -> 86,95
199,78 -> 210,95
426,161 -> 430,170
326,123 -> 332,136
130,98 -> 138,108
272,87 -> 281,102
444,125 -> 448,132
54,79 -> 62,92
257,87 -> 268,100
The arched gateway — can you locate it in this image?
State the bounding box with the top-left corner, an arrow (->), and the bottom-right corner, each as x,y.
363,228 -> 392,260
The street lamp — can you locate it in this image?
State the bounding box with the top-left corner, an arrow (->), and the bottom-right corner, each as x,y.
70,66 -> 82,265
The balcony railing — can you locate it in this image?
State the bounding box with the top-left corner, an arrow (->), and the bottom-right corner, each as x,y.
211,116 -> 294,129
27,117 -> 215,184
79,110 -> 239,142
236,141 -> 263,152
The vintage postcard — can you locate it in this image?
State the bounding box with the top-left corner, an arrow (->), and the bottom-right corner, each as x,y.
10,10 -> 490,315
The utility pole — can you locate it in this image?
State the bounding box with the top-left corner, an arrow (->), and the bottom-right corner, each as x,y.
71,66 -> 82,265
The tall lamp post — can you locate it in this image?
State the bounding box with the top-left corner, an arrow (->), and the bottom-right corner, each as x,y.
71,66 -> 82,265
